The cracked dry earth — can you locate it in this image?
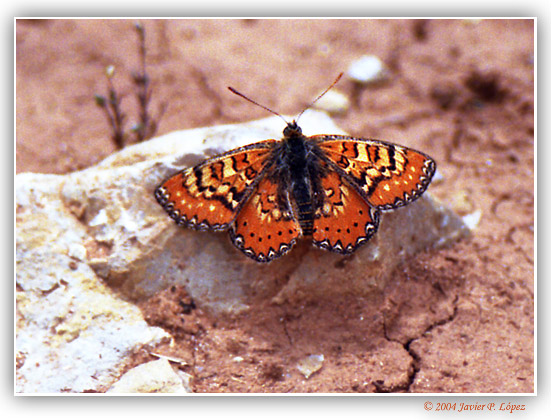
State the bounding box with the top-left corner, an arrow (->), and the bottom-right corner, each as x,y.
141,239 -> 530,393
16,19 -> 534,393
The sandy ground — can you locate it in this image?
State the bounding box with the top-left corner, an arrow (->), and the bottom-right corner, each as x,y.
16,19 -> 534,393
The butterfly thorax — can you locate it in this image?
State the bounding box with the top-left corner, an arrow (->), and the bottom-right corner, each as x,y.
278,122 -> 321,236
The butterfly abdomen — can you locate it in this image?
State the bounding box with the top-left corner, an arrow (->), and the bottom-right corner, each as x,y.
293,183 -> 315,236
284,133 -> 317,236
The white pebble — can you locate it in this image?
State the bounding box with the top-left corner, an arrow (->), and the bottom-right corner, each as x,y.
347,55 -> 389,84
313,90 -> 350,114
462,209 -> 482,231
67,243 -> 87,261
297,354 -> 324,379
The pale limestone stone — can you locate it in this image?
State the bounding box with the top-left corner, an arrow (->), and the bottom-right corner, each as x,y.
347,55 -> 390,84
16,172 -> 170,393
107,358 -> 191,394
313,89 -> 350,114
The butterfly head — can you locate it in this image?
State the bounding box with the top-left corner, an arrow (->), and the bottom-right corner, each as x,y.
283,120 -> 302,138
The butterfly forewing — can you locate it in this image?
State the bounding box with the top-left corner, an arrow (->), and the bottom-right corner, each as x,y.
314,135 -> 436,210
230,174 -> 302,262
155,141 -> 277,231
312,159 -> 380,254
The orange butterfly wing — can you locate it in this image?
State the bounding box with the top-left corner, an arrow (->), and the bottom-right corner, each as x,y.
155,141 -> 277,231
314,135 -> 436,210
230,175 -> 302,262
312,160 -> 380,254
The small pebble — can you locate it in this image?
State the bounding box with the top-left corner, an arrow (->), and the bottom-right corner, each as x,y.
107,359 -> 190,394
297,354 -> 324,379
347,55 -> 389,84
462,209 -> 482,231
313,90 -> 350,114
67,243 -> 87,261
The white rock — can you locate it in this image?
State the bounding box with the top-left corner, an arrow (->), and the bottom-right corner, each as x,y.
107,359 -> 191,394
16,175 -> 170,393
313,90 -> 350,114
297,354 -> 324,379
462,209 -> 482,231
347,55 -> 389,84
16,111 -> 469,392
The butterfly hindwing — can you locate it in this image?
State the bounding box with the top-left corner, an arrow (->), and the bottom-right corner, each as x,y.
312,159 -> 380,254
314,135 -> 436,210
230,174 -> 302,262
155,141 -> 277,231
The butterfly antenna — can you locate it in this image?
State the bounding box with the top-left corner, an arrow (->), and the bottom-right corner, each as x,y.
295,72 -> 343,123
228,86 -> 289,124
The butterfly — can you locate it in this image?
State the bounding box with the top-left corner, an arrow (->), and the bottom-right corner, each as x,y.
155,75 -> 436,263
